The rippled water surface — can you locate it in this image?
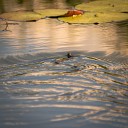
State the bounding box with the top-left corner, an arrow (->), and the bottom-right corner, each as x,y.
0,0 -> 128,128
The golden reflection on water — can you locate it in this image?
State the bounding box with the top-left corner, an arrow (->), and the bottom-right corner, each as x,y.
14,103 -> 105,110
1,19 -> 128,57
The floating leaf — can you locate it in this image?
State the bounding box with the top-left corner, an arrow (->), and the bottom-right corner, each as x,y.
0,9 -> 68,21
76,0 -> 128,13
59,0 -> 128,24
0,11 -> 42,22
0,0 -> 128,23
62,10 -> 84,17
34,9 -> 68,17
59,12 -> 128,24
40,9 -> 85,18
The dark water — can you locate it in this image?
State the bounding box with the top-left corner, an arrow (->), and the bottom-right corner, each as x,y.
0,0 -> 128,128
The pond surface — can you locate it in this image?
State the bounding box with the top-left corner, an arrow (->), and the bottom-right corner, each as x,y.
0,0 -> 128,128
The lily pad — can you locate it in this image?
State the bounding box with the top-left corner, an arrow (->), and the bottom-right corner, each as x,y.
59,0 -> 128,24
0,11 -> 42,22
34,9 -> 68,17
59,12 -> 128,24
76,0 -> 128,13
0,9 -> 67,22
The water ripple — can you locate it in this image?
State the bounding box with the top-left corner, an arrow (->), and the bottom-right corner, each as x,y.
0,52 -> 128,128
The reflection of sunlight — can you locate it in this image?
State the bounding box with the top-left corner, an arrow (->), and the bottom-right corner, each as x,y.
16,104 -> 105,110
25,71 -> 55,76
2,19 -> 127,56
89,111 -> 128,127
1,0 -> 128,57
51,110 -> 98,122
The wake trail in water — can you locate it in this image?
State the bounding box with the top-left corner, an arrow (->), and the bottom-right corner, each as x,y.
0,51 -> 128,128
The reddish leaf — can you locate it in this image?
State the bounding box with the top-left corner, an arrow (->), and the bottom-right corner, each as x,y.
64,10 -> 84,17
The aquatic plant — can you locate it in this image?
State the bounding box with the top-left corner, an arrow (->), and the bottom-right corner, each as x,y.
59,0 -> 128,24
0,0 -> 128,24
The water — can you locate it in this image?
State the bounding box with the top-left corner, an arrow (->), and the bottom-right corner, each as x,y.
0,0 -> 128,128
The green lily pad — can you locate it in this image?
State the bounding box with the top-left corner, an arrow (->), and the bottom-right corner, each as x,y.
0,9 -> 67,22
76,0 -> 128,13
34,9 -> 68,17
0,0 -> 128,23
59,12 -> 128,24
0,11 -> 42,22
59,0 -> 128,24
